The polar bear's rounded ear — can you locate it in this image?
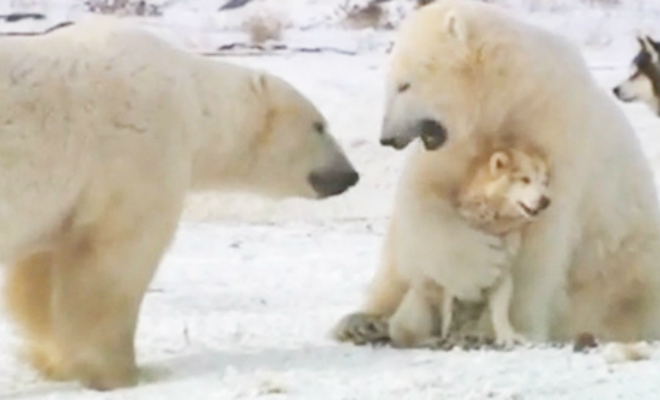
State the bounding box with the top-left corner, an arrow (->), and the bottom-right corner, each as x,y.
250,73 -> 268,95
445,11 -> 467,44
489,151 -> 511,176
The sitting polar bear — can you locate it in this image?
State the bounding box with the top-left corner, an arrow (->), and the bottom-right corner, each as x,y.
0,18 -> 358,390
334,0 -> 660,348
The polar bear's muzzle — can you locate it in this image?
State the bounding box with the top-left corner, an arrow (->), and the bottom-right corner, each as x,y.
380,118 -> 447,151
308,167 -> 359,199
379,136 -> 409,150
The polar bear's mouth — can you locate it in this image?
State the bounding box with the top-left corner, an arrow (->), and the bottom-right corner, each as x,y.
419,119 -> 447,150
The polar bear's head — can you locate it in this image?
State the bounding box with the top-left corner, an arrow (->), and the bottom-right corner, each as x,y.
246,74 -> 360,199
193,69 -> 359,200
380,0 -> 544,152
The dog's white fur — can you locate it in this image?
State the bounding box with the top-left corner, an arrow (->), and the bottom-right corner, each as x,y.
334,0 -> 660,348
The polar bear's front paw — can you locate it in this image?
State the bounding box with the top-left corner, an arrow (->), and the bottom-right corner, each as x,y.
494,330 -> 528,349
416,336 -> 455,351
418,333 -> 495,351
24,343 -> 72,382
75,361 -> 139,391
332,313 -> 390,345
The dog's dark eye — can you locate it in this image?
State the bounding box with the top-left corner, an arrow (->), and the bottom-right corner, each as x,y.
521,177 -> 531,184
398,82 -> 411,93
313,121 -> 325,135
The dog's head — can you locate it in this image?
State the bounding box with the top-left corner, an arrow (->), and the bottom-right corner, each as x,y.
613,36 -> 660,115
460,149 -> 551,224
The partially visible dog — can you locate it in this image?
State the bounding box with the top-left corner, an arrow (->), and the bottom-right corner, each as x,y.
333,146 -> 553,349
444,147 -> 552,347
613,36 -> 660,115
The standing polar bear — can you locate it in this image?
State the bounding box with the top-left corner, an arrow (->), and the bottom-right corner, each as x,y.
334,0 -> 660,348
0,18 -> 358,390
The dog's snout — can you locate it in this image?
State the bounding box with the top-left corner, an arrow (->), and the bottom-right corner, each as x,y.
538,196 -> 551,211
612,86 -> 621,98
309,169 -> 359,199
419,119 -> 447,151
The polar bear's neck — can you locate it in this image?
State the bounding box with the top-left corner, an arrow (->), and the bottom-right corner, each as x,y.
187,58 -> 267,192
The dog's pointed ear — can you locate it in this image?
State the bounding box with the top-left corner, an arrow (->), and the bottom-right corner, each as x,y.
637,35 -> 646,50
250,73 -> 268,95
638,35 -> 658,54
646,35 -> 660,52
638,35 -> 654,52
640,35 -> 660,62
489,151 -> 511,176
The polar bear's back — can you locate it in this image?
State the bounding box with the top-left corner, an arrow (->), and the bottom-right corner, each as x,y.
0,18 -> 196,258
0,18 -> 192,97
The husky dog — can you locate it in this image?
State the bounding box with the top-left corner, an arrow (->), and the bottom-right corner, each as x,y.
445,148 -> 552,347
613,36 -> 660,115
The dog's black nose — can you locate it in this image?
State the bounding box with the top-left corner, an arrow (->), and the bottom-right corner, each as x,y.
309,169 -> 359,198
612,86 -> 621,97
419,119 -> 447,150
538,196 -> 551,211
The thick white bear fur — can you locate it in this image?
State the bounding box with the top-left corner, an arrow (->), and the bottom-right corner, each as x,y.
0,17 -> 357,390
334,0 -> 660,347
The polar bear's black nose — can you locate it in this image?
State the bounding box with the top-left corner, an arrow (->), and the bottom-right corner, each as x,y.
380,137 -> 396,147
309,169 -> 360,198
380,137 -> 408,149
419,119 -> 447,150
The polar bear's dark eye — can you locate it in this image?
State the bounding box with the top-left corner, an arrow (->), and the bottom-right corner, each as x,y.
522,177 -> 531,184
398,83 -> 411,93
313,121 -> 325,135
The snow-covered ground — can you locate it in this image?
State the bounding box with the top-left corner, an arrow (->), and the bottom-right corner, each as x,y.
2,0 -> 660,399
3,221 -> 660,399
